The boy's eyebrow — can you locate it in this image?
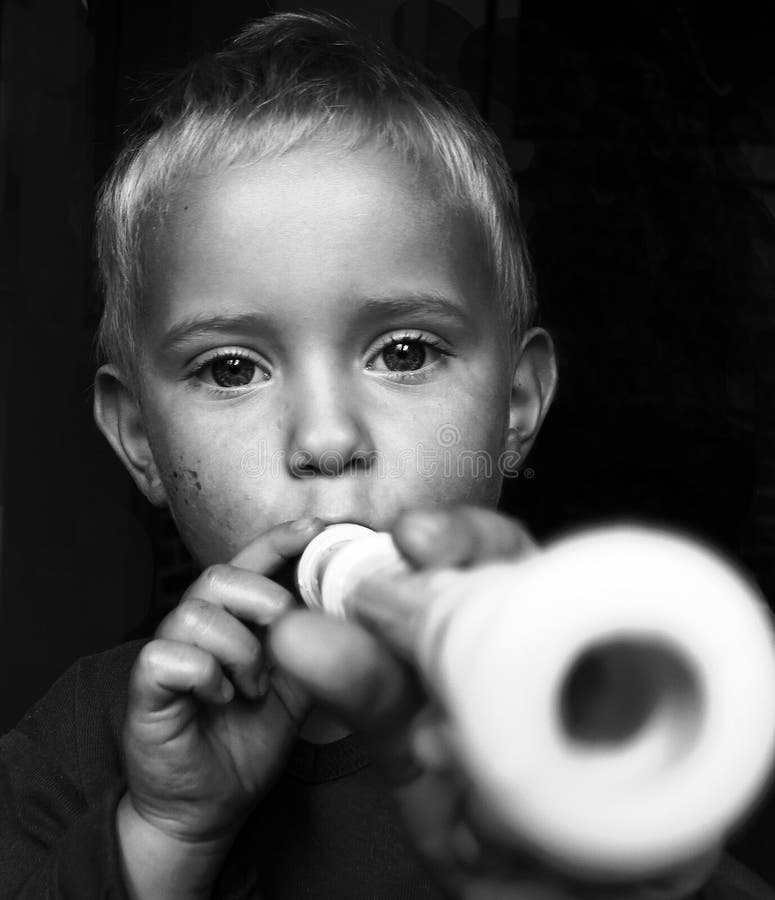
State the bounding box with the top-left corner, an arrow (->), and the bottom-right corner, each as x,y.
159,292 -> 474,352
159,313 -> 274,352
355,291 -> 474,325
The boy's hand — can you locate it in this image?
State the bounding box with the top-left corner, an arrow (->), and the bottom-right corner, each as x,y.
118,517 -> 324,899
270,507 -> 719,900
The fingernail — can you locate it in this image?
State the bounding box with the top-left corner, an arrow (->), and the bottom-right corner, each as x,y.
220,677 -> 234,703
265,593 -> 290,615
291,517 -> 320,533
406,510 -> 447,545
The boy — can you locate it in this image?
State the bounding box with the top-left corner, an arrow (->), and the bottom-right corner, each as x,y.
0,11 -> 771,900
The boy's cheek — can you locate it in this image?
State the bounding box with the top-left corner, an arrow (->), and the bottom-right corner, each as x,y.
166,497 -> 241,568
147,407 -> 508,564
434,470 -> 503,509
154,461 -> 260,565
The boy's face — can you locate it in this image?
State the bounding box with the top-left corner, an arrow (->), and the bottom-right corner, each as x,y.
115,144 -> 524,566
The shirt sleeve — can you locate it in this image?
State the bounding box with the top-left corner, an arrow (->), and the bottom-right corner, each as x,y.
0,645 -> 140,898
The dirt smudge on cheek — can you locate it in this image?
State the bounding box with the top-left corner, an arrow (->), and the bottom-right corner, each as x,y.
156,466 -> 181,503
164,461 -> 205,511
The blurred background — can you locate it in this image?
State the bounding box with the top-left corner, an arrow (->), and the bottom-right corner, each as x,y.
1,0 -> 774,881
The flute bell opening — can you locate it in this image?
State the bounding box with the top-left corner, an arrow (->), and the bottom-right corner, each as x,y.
559,639 -> 703,758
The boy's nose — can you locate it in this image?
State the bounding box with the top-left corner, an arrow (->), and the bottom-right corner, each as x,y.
286,379 -> 374,477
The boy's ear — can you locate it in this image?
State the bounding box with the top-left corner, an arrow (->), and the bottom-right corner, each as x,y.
94,365 -> 168,507
506,327 -> 558,459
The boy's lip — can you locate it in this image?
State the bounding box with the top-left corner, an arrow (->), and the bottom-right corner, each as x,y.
316,515 -> 379,531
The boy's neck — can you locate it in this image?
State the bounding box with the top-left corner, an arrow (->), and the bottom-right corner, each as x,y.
300,706 -> 351,744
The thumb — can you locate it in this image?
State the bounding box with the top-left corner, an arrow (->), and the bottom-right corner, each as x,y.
269,610 -> 421,738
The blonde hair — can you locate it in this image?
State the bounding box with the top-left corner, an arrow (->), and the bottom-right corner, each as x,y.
95,12 -> 535,386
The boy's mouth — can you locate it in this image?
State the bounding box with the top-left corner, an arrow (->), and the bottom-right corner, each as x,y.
281,517 -> 383,605
317,515 -> 378,531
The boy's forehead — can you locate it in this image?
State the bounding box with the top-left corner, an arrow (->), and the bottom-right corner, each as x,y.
163,142 -> 448,233
141,143 -> 498,340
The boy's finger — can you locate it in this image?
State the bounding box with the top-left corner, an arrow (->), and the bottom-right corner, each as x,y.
130,639 -> 234,714
269,610 -> 420,737
230,517 -> 325,574
173,564 -> 300,696
182,565 -> 293,625
348,569 -> 435,658
157,598 -> 266,699
393,506 -> 537,569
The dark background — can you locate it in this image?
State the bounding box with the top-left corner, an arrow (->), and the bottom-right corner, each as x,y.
2,0 -> 774,883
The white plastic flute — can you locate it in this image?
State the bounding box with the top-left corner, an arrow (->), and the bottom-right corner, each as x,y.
296,523 -> 775,881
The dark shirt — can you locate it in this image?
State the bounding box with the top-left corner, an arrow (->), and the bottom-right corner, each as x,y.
0,642 -> 772,899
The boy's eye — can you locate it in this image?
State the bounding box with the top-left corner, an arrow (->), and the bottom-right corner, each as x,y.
191,350 -> 269,390
382,340 -> 426,372
367,335 -> 446,375
211,356 -> 257,387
